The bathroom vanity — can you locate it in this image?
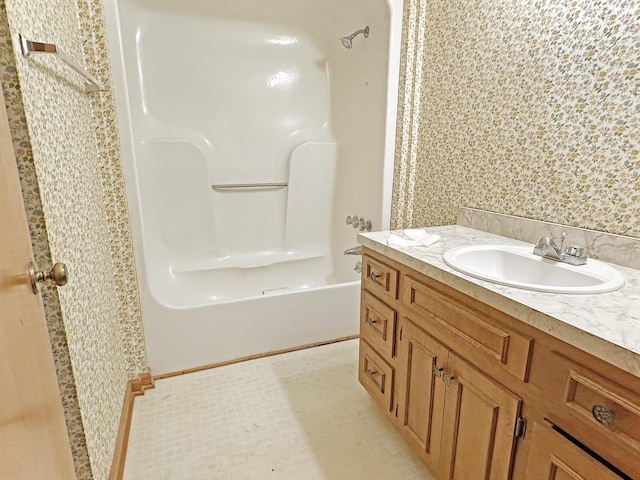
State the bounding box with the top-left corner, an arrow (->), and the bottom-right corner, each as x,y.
357,225 -> 640,480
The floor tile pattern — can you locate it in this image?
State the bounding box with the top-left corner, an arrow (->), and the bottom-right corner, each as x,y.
125,340 -> 434,479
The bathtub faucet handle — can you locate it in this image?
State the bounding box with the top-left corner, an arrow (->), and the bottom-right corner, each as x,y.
359,220 -> 372,232
346,214 -> 360,228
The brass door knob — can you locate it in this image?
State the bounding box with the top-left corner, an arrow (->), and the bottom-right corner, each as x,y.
29,261 -> 69,294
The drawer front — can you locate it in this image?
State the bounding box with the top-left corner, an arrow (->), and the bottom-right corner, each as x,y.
360,290 -> 396,359
363,255 -> 398,301
359,339 -> 394,412
526,422 -> 626,480
402,275 -> 532,381
552,353 -> 640,454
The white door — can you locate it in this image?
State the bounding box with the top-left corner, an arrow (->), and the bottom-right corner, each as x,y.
0,80 -> 77,478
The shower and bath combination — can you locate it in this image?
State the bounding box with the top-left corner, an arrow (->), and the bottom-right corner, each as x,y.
341,26 -> 369,48
105,0 -> 401,375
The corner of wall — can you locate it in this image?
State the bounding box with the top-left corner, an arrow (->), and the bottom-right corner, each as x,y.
77,0 -> 149,380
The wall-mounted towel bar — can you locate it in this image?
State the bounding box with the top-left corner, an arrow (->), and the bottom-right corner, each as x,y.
18,34 -> 105,93
212,183 -> 288,190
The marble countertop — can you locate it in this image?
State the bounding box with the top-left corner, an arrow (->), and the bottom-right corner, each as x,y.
358,225 -> 640,378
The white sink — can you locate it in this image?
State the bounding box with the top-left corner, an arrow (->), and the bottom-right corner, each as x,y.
443,244 -> 625,294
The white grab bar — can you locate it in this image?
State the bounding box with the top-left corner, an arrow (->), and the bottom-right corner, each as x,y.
212,183 -> 288,190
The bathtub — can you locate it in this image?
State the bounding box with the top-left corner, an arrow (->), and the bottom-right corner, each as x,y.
105,0 -> 403,375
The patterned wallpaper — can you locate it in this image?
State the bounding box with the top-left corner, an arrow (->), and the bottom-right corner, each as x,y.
393,0 -> 640,239
77,0 -> 148,379
4,0 -> 637,476
0,3 -> 92,478
3,0 -> 148,478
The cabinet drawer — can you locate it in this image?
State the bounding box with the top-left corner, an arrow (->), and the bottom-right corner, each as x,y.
550,353 -> 640,455
403,275 -> 532,381
363,255 -> 398,301
360,291 -> 396,359
526,422 -> 626,480
359,339 -> 394,412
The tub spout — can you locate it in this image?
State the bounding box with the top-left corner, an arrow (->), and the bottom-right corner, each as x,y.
344,245 -> 362,256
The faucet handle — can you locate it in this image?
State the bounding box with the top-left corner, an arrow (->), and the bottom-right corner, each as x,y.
559,231 -> 567,251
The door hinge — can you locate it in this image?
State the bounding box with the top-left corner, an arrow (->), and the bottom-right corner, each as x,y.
514,417 -> 527,439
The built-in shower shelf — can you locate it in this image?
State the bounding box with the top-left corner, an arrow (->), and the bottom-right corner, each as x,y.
172,249 -> 327,272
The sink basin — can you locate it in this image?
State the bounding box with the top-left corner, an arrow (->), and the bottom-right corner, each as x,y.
443,245 -> 625,294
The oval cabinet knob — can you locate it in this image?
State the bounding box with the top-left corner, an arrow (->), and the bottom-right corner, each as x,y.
29,261 -> 69,294
592,405 -> 615,427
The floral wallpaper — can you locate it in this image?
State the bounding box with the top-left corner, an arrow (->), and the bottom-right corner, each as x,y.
4,0 -> 638,477
77,0 -> 148,379
0,2 -> 92,478
2,0 -> 148,478
393,0 -> 640,239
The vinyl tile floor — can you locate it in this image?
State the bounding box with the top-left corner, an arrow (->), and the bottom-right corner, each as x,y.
123,339 -> 435,480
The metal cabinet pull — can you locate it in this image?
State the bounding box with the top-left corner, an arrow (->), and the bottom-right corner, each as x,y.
592,405 -> 615,427
365,369 -> 378,379
369,272 -> 381,283
432,366 -> 444,378
366,317 -> 378,327
443,373 -> 455,387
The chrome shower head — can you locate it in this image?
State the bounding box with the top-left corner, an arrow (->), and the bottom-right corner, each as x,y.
340,26 -> 369,49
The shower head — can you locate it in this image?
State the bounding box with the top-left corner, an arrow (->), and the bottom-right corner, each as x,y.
341,37 -> 353,49
340,26 -> 369,49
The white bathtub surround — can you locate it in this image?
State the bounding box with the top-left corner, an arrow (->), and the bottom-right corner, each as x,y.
123,340 -> 434,480
104,0 -> 405,374
359,225 -> 640,377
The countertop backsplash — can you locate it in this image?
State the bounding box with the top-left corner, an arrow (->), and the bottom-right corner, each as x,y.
458,207 -> 640,270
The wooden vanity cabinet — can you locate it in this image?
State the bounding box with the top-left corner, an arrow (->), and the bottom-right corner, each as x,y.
525,421 -> 627,480
527,339 -> 640,478
358,339 -> 394,412
394,319 -> 447,473
358,248 -> 639,480
358,255 -> 399,416
396,317 -> 521,479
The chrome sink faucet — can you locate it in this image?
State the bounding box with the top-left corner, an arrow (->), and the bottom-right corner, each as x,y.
533,231 -> 588,266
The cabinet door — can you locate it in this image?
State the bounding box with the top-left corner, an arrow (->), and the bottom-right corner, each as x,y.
525,422 -> 626,480
396,318 -> 449,473
440,353 -> 521,480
